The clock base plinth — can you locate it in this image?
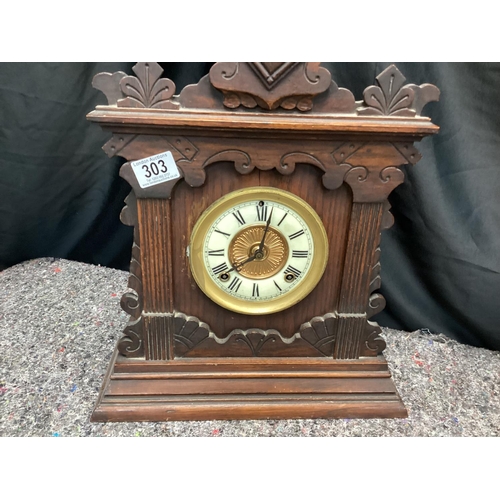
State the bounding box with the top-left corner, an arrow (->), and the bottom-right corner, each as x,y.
91,350 -> 407,422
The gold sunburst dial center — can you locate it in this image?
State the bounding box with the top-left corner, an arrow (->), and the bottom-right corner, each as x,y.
229,225 -> 288,279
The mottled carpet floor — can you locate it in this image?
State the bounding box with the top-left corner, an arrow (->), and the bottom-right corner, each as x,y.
1,258 -> 498,437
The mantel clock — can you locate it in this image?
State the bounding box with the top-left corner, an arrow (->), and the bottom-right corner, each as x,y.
87,62 -> 439,421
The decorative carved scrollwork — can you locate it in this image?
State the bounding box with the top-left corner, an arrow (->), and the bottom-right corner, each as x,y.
209,62 -> 332,111
120,242 -> 142,319
299,313 -> 337,356
278,152 -> 325,176
367,293 -> 386,319
172,311 -> 341,358
111,137 -> 421,204
214,328 -> 301,357
360,321 -> 387,356
329,141 -> 412,202
92,71 -> 127,105
118,316 -> 144,357
358,65 -> 440,117
116,191 -> 145,357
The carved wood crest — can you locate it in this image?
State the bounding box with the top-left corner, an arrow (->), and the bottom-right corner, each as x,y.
209,62 -> 332,111
92,62 -> 439,116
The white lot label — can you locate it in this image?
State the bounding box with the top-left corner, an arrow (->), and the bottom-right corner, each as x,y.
131,151 -> 181,188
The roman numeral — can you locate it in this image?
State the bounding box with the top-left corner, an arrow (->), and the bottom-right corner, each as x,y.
256,203 -> 268,222
212,262 -> 229,274
292,250 -> 308,258
208,249 -> 225,256
214,229 -> 230,237
252,283 -> 259,297
228,276 -> 242,293
285,265 -> 301,277
232,210 -> 245,226
277,213 -> 288,226
273,280 -> 282,291
289,229 -> 305,240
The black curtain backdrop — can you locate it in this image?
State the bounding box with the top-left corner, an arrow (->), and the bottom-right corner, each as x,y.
0,63 -> 499,351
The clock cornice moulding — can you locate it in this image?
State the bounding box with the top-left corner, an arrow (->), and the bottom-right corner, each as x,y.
87,107 -> 438,137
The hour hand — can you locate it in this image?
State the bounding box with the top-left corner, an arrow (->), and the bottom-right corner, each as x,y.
258,207 -> 274,252
226,254 -> 257,274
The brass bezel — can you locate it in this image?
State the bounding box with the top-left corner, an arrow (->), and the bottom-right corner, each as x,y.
189,187 -> 329,315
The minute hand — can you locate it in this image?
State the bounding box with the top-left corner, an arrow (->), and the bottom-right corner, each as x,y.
258,207 -> 274,253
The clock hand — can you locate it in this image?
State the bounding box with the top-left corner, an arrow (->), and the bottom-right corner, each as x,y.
257,207 -> 274,253
224,208 -> 274,275
226,254 -> 258,274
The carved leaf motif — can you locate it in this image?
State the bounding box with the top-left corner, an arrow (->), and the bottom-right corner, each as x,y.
363,86 -> 386,115
173,312 -> 211,357
227,329 -> 290,356
117,62 -> 176,109
299,313 -> 337,356
359,65 -> 416,117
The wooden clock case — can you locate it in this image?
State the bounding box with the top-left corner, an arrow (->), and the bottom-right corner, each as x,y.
87,62 -> 439,421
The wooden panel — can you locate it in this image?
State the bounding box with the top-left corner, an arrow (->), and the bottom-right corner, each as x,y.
171,162 -> 352,340
137,199 -> 173,312
338,203 -> 384,313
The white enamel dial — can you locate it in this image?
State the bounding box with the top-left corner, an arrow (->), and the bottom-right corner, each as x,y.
189,187 -> 328,315
204,199 -> 313,301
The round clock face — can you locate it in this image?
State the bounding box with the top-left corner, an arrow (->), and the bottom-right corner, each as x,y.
189,187 -> 328,315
